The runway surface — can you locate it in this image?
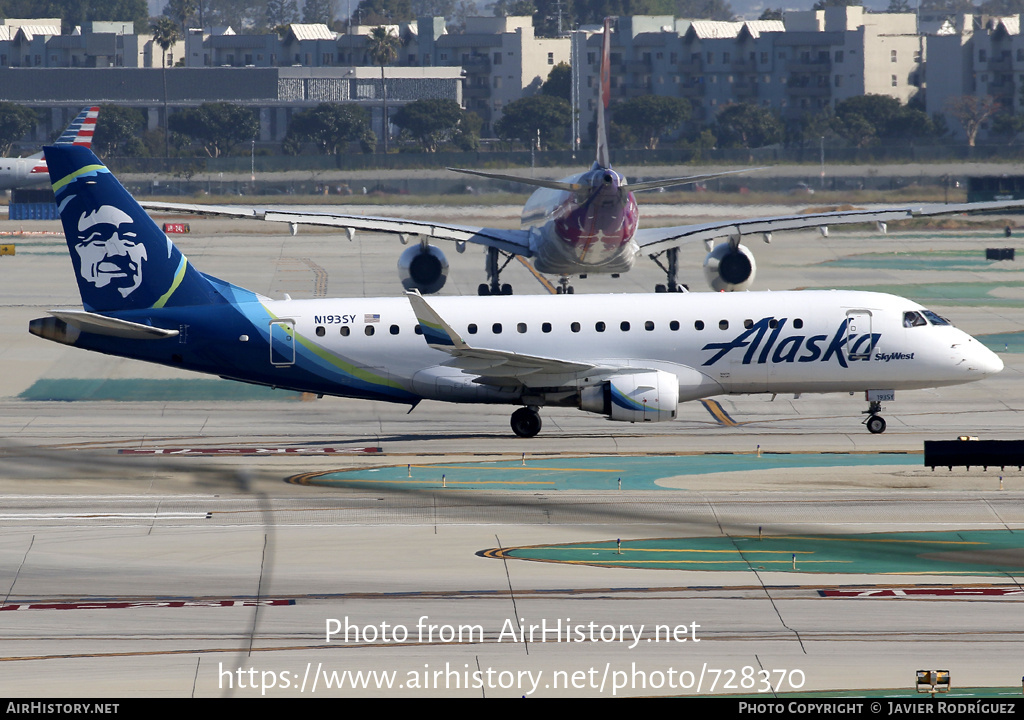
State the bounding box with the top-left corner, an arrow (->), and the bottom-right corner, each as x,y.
2,208 -> 1024,697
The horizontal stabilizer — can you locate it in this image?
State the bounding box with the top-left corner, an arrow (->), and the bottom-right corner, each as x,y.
47,310 -> 179,339
628,167 -> 763,193
447,167 -> 585,192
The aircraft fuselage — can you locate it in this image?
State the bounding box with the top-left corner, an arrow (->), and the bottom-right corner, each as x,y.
35,288 -> 1002,412
522,166 -> 639,276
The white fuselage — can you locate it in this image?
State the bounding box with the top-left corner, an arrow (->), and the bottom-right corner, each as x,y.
0,155 -> 49,192
255,290 -> 1001,407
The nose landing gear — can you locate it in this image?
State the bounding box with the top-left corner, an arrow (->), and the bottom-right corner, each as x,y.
863,400 -> 886,434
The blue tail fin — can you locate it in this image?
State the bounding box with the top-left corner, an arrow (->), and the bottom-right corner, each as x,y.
45,145 -> 225,313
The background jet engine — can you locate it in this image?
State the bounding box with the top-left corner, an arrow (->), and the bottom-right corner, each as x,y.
398,243 -> 449,294
702,242 -> 757,292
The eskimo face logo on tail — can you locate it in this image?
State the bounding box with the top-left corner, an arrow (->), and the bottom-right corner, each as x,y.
74,205 -> 147,298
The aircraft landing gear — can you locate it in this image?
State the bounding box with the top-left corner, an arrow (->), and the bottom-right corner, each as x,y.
649,247 -> 688,293
479,246 -> 515,295
555,276 -> 575,294
863,401 -> 886,434
510,407 -> 542,438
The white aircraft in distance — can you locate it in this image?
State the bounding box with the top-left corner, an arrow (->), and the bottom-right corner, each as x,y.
0,106 -> 98,191
32,145 -> 1003,437
139,18 -> 1024,298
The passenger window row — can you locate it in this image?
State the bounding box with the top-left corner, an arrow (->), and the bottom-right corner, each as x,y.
313,317 -> 805,338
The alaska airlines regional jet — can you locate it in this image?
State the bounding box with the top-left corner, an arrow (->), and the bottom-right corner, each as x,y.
0,107 -> 98,192
138,18 -> 1024,298
31,145 -> 1003,437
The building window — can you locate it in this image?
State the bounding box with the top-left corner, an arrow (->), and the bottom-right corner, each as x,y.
493,52 -> 501,65
548,52 -> 554,64
891,50 -> 897,63
891,74 -> 897,87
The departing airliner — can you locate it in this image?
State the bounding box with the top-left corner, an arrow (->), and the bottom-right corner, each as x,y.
31,145 -> 1002,437
0,107 -> 98,191
138,19 -> 1024,298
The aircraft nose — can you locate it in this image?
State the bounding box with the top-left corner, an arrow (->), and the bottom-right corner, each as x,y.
964,337 -> 1003,377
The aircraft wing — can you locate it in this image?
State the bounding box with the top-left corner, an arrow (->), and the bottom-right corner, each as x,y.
634,199 -> 1024,251
139,201 -> 534,257
406,290 -> 601,381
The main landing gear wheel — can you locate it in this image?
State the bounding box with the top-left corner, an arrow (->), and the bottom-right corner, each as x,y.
556,276 -> 574,294
510,407 -> 542,438
481,247 -> 515,296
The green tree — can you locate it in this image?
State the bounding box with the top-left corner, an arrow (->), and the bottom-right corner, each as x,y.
303,0 -> 338,23
151,17 -> 179,158
392,99 -> 474,152
163,0 -> 198,33
203,0 -> 269,31
169,102 -> 259,157
367,26 -> 400,153
495,95 -> 572,149
353,0 -> 413,24
92,105 -> 146,158
811,0 -> 859,8
265,0 -> 299,26
0,0 -> 148,32
410,0 -> 456,15
541,62 -> 572,101
715,103 -> 783,149
283,104 -> 374,155
612,95 -> 690,149
833,94 -> 936,146
990,111 -> 1024,144
676,0 -> 735,21
0,103 -> 37,157
758,7 -> 783,19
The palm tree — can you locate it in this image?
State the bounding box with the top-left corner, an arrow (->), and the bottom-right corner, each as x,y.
151,17 -> 181,158
367,26 -> 399,154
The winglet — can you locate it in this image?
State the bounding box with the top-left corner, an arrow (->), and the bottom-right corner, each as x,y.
405,290 -> 467,349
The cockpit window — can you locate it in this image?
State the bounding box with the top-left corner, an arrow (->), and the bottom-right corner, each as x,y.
903,311 -> 927,328
921,309 -> 951,326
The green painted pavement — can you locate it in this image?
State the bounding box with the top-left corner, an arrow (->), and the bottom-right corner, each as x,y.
978,331 -> 1024,354
296,453 -> 919,491
821,250 -> 1017,273
498,530 -> 1024,576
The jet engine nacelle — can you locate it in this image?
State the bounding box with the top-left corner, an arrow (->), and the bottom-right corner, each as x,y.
398,243 -> 449,294
579,370 -> 679,423
703,242 -> 756,292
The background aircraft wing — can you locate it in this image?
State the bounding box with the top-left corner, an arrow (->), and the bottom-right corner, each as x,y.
634,199 -> 1024,251
140,201 -> 533,256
